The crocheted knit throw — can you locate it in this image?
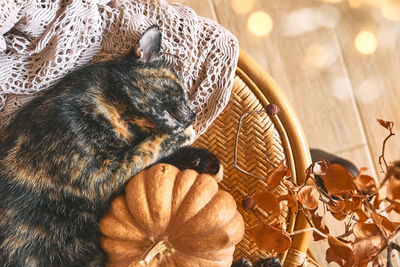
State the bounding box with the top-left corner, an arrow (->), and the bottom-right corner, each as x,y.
0,0 -> 238,138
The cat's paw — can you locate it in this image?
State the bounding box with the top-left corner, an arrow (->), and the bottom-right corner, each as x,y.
158,147 -> 223,182
182,125 -> 196,146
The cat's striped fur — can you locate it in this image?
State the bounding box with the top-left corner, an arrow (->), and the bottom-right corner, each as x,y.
0,26 -> 197,266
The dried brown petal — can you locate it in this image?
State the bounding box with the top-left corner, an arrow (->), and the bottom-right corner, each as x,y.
354,168 -> 377,194
371,212 -> 396,238
242,195 -> 255,210
321,164 -> 356,198
331,211 -> 348,221
297,185 -> 320,210
266,161 -> 290,188
248,224 -> 291,253
311,214 -> 329,241
372,255 -> 386,267
326,248 -> 344,267
386,203 -> 400,214
351,196 -> 363,211
253,191 -> 280,214
355,210 -> 368,222
388,161 -> 400,179
386,174 -> 400,201
351,235 -> 384,266
377,119 -> 393,130
374,184 -> 387,210
326,235 -> 354,267
327,200 -> 346,213
278,194 -> 298,212
353,223 -> 379,239
282,179 -> 302,192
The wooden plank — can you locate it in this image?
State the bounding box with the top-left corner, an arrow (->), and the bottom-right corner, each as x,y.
210,0 -> 376,175
333,4 -> 400,180
166,0 -> 398,265
201,1 -> 377,266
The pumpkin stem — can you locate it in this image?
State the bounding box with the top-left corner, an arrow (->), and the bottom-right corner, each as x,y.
139,239 -> 171,266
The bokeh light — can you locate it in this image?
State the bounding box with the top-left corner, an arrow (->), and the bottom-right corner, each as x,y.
381,0 -> 400,21
356,79 -> 384,103
315,4 -> 341,28
319,0 -> 344,3
305,43 -> 338,70
348,0 -> 363,8
354,31 -> 377,54
363,0 -> 381,7
231,0 -> 254,15
331,77 -> 352,101
247,11 -> 273,36
282,5 -> 340,36
330,77 -> 383,103
282,8 -> 318,36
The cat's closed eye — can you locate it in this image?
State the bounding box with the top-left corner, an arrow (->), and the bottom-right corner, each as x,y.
0,24 -> 200,266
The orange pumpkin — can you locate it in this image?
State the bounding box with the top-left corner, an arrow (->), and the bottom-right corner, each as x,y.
99,163 -> 244,267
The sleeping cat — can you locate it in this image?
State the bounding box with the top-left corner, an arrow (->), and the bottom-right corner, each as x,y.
0,25 -> 219,266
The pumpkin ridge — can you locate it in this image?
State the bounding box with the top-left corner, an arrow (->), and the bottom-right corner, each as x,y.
99,213 -> 144,242
143,168 -> 154,230
100,166 -> 244,267
100,236 -> 144,257
110,195 -> 148,236
167,174 -> 218,232
125,169 -> 154,235
172,190 -> 237,238
144,164 -> 178,235
169,169 -> 199,220
170,210 -> 244,254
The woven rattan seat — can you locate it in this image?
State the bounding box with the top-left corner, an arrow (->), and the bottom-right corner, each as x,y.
193,49 -> 317,266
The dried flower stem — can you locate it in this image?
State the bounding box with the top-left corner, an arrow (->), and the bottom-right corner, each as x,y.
301,208 -> 316,231
290,228 -> 327,239
378,122 -> 394,175
336,229 -> 353,240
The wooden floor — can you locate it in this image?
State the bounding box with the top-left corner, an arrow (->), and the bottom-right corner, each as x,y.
168,0 -> 400,265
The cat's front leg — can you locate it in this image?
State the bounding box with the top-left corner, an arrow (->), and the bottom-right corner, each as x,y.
105,125 -> 196,194
126,125 -> 196,172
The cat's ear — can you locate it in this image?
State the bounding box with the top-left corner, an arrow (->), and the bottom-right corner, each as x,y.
135,25 -> 162,62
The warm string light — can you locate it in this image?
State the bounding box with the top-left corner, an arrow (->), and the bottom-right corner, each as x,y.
230,0 -> 394,53
330,77 -> 384,103
319,0 -> 344,3
381,0 -> 400,20
348,0 -> 363,8
247,11 -> 273,36
305,43 -> 338,70
282,5 -> 340,36
231,0 -> 254,14
230,0 -> 273,36
354,31 -> 377,54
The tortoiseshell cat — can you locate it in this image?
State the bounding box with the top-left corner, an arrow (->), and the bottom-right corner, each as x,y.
0,26 -> 219,266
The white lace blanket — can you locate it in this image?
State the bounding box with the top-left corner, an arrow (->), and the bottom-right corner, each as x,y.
0,0 -> 238,138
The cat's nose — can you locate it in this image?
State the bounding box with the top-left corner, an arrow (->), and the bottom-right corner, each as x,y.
180,109 -> 196,127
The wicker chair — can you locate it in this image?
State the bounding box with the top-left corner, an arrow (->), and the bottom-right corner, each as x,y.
193,49 -> 320,267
